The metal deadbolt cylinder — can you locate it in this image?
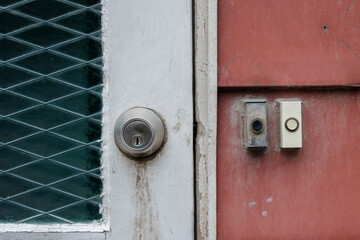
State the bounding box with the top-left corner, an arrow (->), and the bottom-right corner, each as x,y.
114,107 -> 165,159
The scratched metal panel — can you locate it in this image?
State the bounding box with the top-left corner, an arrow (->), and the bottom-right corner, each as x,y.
217,89 -> 360,239
218,0 -> 360,87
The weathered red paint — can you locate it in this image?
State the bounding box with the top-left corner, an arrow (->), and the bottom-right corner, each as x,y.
217,89 -> 360,239
218,0 -> 360,87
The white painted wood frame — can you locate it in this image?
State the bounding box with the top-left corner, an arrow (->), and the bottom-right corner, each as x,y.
103,0 -> 194,238
1,0 -> 194,239
194,0 -> 218,239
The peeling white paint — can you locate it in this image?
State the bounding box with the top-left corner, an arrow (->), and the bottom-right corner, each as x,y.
262,211 -> 268,217
195,0 -> 218,239
99,0 -> 110,232
266,197 -> 273,203
0,223 -> 106,233
105,0 -> 194,239
2,232 -> 105,240
248,202 -> 257,208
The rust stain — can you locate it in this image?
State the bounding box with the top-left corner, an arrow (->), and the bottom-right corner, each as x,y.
172,122 -> 181,133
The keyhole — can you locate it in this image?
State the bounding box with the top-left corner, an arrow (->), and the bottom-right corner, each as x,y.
132,134 -> 144,147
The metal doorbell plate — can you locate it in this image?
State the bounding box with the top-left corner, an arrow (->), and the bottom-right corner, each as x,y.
243,99 -> 268,149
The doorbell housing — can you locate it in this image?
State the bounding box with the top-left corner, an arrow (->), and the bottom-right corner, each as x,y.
243,99 -> 268,150
277,99 -> 302,149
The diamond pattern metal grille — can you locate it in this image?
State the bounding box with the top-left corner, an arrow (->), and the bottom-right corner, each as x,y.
0,0 -> 102,223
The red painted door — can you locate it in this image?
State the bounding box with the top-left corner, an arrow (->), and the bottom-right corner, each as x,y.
217,1 -> 360,239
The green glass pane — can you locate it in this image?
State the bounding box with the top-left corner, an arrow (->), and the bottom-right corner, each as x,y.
0,0 -> 22,7
13,52 -> 78,75
53,119 -> 101,144
10,160 -> 80,184
11,105 -> 80,129
92,4 -> 102,11
0,174 -> 39,198
0,12 -> 35,34
91,196 -> 102,204
53,201 -> 101,222
52,92 -> 102,116
12,187 -> 80,212
0,118 -> 38,144
55,38 -> 102,61
52,146 -> 100,171
91,58 -> 103,67
11,78 -> 80,102
0,38 -> 35,61
90,168 -> 101,176
55,10 -> 101,34
0,2 -> 102,223
14,0 -> 78,20
0,66 -> 38,89
23,214 -> 67,223
0,146 -> 38,171
10,132 -> 80,157
67,0 -> 100,7
14,25 -> 79,47
0,201 -> 39,222
0,91 -> 39,116
90,142 -> 101,149
52,174 -> 101,199
91,85 -> 102,93
91,113 -> 102,121
91,31 -> 102,39
52,65 -> 102,88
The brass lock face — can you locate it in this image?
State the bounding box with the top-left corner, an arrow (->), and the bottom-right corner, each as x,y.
114,107 -> 165,159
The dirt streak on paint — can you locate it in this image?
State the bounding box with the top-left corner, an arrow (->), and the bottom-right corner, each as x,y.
134,164 -> 159,240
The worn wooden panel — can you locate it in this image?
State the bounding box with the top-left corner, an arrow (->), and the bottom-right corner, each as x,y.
103,0 -> 194,239
217,89 -> 360,239
194,0 -> 218,238
218,0 -> 360,87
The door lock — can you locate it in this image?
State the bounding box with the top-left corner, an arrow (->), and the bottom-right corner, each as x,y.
114,107 -> 166,159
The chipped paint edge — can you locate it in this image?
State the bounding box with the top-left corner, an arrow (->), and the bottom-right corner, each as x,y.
99,0 -> 110,232
194,0 -> 217,239
0,0 -> 111,235
0,224 -> 107,233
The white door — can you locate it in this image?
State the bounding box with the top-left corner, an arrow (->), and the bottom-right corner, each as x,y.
1,0 -> 194,239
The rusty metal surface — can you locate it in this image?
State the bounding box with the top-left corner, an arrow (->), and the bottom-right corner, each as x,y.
218,0 -> 360,87
217,89 -> 360,239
